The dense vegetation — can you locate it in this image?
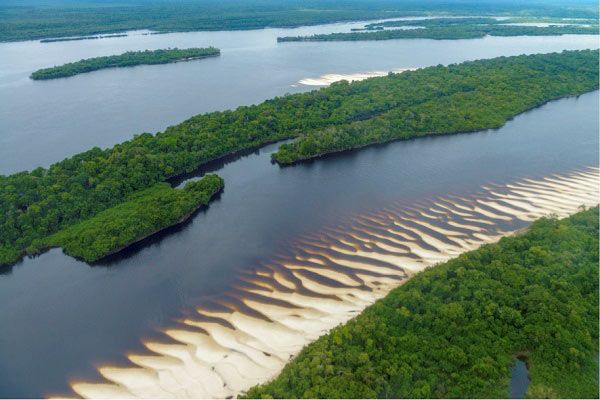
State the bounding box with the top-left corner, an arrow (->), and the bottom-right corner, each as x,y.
277,17 -> 598,42
0,50 -> 597,267
272,50 -> 599,164
245,207 -> 600,399
0,0 -> 597,42
43,174 -> 223,262
30,47 -> 220,80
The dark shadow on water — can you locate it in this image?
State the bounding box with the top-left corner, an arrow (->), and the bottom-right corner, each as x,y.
0,140 -> 289,274
90,191 -> 224,267
276,128 -> 497,168
0,263 -> 15,276
169,139 -> 293,187
510,356 -> 530,399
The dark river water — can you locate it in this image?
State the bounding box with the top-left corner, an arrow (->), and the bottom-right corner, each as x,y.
0,20 -> 597,174
0,87 -> 597,397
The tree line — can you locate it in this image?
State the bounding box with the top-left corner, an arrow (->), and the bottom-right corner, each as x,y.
30,47 -> 221,80
244,207 -> 599,398
0,50 -> 597,267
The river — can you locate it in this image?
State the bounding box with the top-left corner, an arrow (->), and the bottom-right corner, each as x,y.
0,19 -> 599,398
0,20 -> 597,174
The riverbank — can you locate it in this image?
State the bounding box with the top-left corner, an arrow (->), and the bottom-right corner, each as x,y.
40,34 -> 128,43
272,51 -> 599,165
245,205 -> 599,398
273,89 -> 598,166
296,68 -> 416,86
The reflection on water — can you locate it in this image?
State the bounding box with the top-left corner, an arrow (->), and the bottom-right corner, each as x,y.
510,359 -> 530,398
69,168 -> 599,398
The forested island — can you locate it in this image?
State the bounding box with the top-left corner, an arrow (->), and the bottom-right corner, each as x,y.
0,0 -> 597,43
43,175 -> 223,263
245,207 -> 599,399
30,47 -> 220,80
277,16 -> 598,42
0,50 -> 597,267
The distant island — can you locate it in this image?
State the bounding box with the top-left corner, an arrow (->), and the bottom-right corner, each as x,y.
30,47 -> 221,80
277,17 -> 598,42
40,34 -> 127,43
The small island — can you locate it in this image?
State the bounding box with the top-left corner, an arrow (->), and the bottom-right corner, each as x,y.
30,47 -> 221,80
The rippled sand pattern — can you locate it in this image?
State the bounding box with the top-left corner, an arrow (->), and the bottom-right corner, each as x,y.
70,167 -> 599,399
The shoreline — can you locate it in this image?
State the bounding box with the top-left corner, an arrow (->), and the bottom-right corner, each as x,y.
0,13 -> 453,44
67,167 -> 600,399
85,186 -> 224,264
1,183 -> 223,269
273,89 -> 599,166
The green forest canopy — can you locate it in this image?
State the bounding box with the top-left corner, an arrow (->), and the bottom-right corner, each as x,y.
30,47 -> 220,80
44,174 -> 223,263
0,50 -> 597,267
0,0 -> 598,42
245,207 -> 599,399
